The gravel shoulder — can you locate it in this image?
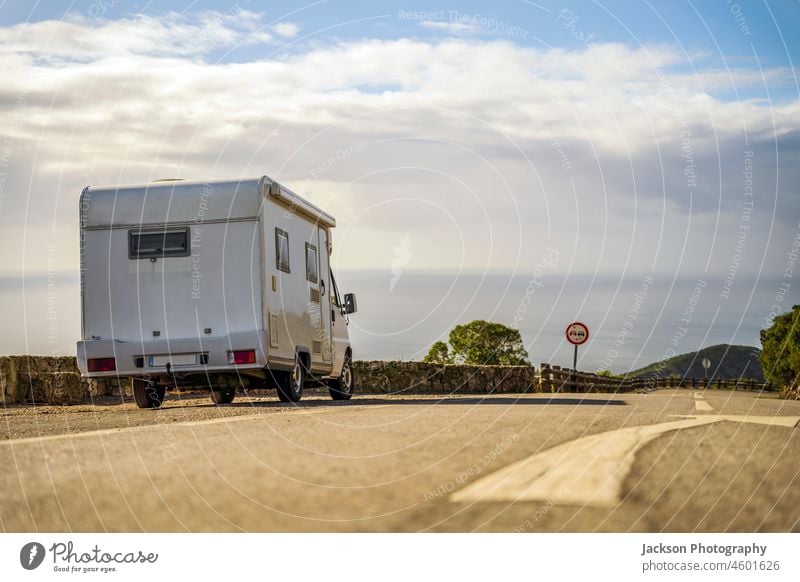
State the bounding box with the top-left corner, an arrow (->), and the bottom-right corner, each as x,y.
0,389 -> 350,440
1,390 -> 554,440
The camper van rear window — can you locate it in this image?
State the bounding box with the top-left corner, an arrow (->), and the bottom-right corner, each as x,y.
129,228 -> 190,259
305,243 -> 318,283
275,228 -> 290,273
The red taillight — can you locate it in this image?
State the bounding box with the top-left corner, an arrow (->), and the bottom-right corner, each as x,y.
87,357 -> 116,372
230,350 -> 256,365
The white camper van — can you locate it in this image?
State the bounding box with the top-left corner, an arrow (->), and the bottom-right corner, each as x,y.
76,176 -> 357,408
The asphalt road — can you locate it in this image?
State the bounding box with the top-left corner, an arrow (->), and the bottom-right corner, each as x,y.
1,389 -> 799,532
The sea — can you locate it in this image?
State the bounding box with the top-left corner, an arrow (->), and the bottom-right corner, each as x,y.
1,269 -> 795,375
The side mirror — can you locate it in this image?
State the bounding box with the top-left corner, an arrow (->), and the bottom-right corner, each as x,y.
343,293 -> 357,315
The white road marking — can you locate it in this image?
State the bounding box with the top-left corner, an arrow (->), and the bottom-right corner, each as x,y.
693,391 -> 713,411
450,414 -> 800,507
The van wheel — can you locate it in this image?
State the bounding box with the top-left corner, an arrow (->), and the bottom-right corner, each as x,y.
210,388 -> 235,405
329,353 -> 354,400
132,379 -> 165,409
277,357 -> 305,402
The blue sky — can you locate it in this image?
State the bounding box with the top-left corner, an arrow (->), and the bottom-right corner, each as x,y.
0,0 -> 798,365
5,0 -> 798,67
3,1 -> 797,108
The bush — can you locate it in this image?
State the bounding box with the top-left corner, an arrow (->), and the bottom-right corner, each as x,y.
759,304 -> 800,394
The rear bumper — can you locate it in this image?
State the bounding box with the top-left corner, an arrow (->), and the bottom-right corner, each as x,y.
77,330 -> 268,378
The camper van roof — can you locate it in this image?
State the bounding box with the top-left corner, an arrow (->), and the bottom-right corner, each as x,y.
81,176 -> 336,229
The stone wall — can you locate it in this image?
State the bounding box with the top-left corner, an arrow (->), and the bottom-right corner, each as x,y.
1,356 -> 541,404
0,356 -> 125,404
3,356 -> 794,405
352,361 -> 539,395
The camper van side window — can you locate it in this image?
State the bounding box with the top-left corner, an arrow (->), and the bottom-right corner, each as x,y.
129,228 -> 190,259
275,228 -> 290,273
305,243 -> 318,284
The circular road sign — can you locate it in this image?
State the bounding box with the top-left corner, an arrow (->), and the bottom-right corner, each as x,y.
701,358 -> 711,369
565,322 -> 589,346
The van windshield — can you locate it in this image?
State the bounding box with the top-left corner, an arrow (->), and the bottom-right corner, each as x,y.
329,270 -> 342,308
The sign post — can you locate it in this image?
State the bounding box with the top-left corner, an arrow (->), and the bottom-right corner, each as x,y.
701,357 -> 711,388
565,322 -> 590,393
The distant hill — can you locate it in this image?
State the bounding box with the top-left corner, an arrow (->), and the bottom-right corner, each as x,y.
628,344 -> 764,382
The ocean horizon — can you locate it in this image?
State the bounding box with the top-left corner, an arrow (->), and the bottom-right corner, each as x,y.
2,269 -> 794,376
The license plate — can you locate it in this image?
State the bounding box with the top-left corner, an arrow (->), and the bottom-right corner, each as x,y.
148,354 -> 197,367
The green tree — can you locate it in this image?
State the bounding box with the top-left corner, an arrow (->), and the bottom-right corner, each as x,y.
760,304 -> 800,392
423,341 -> 452,364
424,320 -> 530,365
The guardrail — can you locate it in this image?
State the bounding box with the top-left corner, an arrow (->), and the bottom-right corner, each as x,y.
539,363 -> 774,393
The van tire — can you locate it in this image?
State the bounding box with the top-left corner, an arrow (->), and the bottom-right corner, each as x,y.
210,388 -> 235,405
329,353 -> 354,400
133,379 -> 165,409
277,356 -> 305,402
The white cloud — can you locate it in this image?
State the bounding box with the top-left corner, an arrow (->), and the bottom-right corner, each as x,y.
0,10 -> 294,60
0,13 -> 797,283
273,22 -> 300,38
420,20 -> 481,35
